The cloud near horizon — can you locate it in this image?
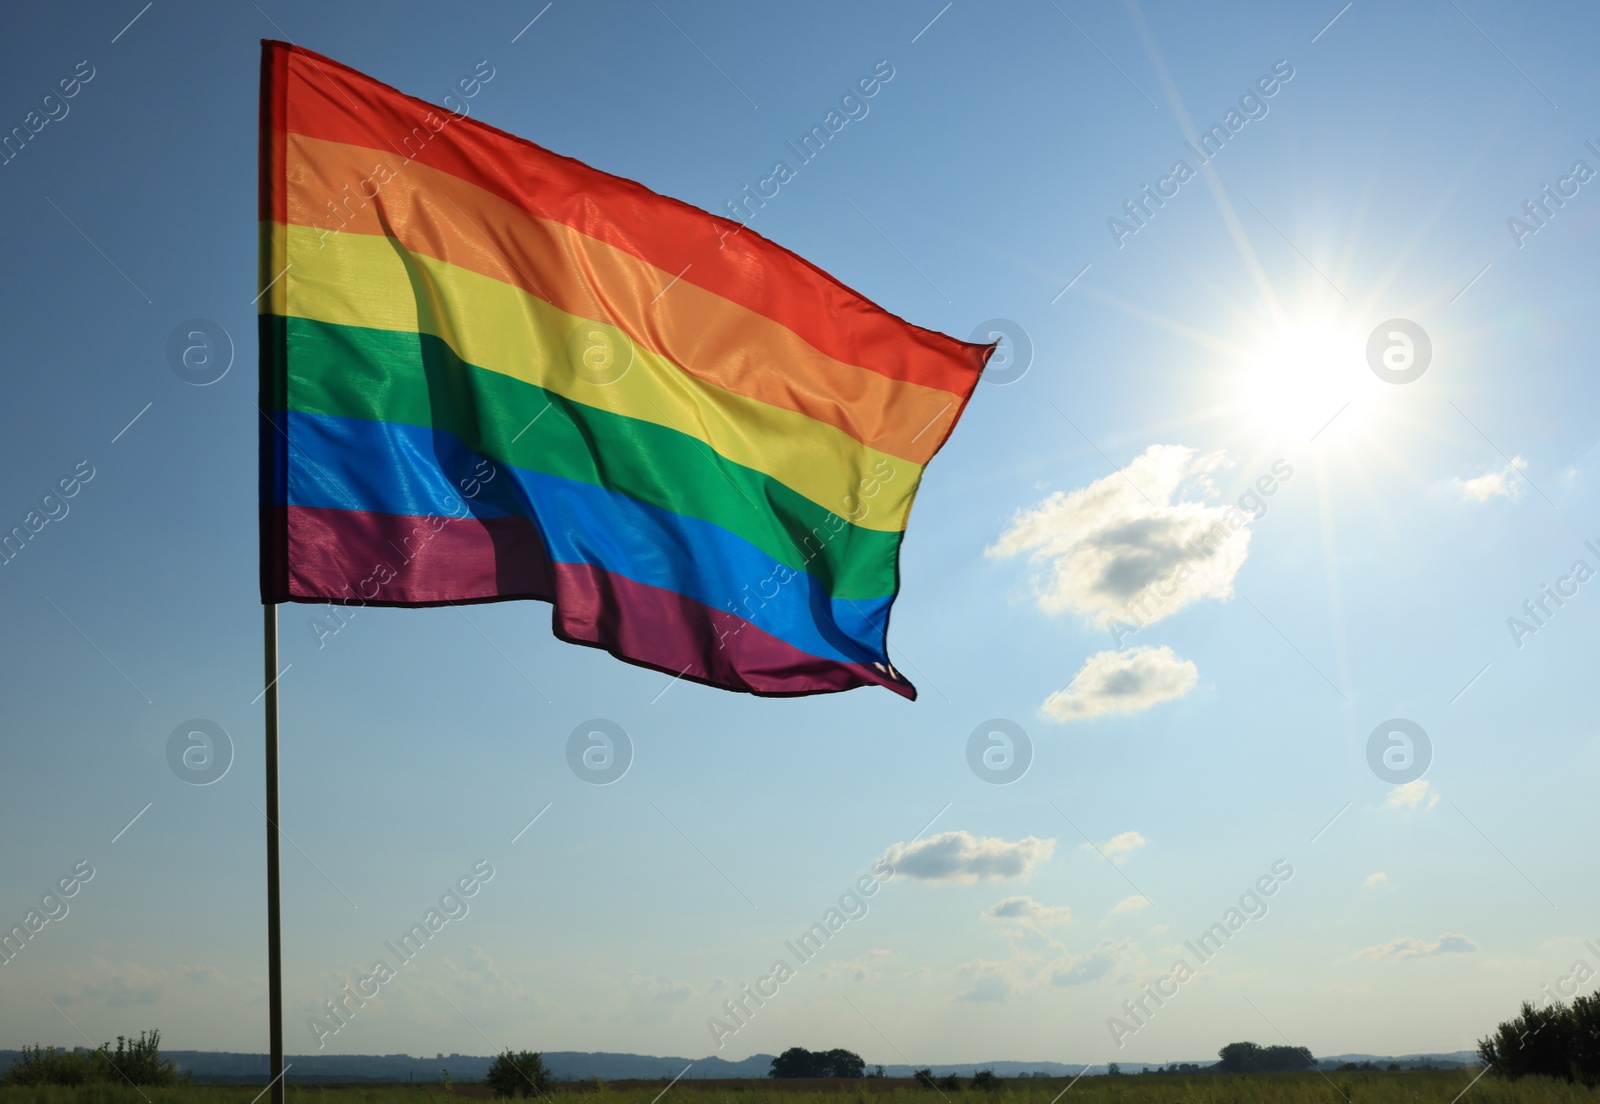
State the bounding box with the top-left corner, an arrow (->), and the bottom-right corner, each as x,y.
1049,941 -> 1132,987
987,444 -> 1252,627
1043,646 -> 1199,723
1352,934 -> 1479,962
881,831 -> 1055,884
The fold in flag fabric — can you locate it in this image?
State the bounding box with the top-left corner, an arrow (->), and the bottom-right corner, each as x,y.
259,40 -> 993,699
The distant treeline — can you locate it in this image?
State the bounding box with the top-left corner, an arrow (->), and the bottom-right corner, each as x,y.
1215,1043 -> 1315,1074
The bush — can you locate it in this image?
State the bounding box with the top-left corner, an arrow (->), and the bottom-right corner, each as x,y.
912,1069 -> 936,1090
485,1050 -> 550,1098
971,1070 -> 998,1091
2,1032 -> 179,1088
3,1047 -> 95,1087
939,1074 -> 962,1092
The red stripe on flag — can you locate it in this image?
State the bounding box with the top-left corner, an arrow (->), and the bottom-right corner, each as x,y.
260,40 -> 989,399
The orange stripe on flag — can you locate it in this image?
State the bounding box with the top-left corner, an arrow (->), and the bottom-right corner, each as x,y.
281,133 -> 959,464
261,41 -> 989,404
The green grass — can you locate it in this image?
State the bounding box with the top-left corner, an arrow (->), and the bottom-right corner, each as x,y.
2,1073 -> 1597,1104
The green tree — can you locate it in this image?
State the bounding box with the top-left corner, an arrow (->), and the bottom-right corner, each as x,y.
1478,996 -> 1600,1085
823,1049 -> 865,1078
1216,1041 -> 1313,1074
770,1048 -> 818,1078
485,1050 -> 550,1098
769,1047 -> 865,1078
912,1068 -> 936,1089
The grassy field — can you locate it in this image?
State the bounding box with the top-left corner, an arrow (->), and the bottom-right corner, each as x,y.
1,1073 -> 1596,1104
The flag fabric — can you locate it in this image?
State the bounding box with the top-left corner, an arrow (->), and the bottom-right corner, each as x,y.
258,40 -> 992,699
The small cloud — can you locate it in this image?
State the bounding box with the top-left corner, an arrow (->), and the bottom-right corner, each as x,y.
985,896 -> 1073,926
1109,894 -> 1153,917
447,947 -> 534,1001
1043,646 -> 1199,723
1048,942 -> 1131,987
64,959 -> 167,1009
1352,934 -> 1479,962
1386,780 -> 1439,811
954,974 -> 1010,1003
987,444 -> 1252,626
1455,457 -> 1528,502
1082,830 -> 1149,866
881,831 -> 1056,884
1364,872 -> 1389,888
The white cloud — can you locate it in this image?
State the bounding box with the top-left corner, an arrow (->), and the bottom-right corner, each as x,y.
443,947 -> 534,1001
1109,894 -> 1153,917
881,831 -> 1056,884
1386,780 -> 1439,810
954,972 -> 1010,1004
623,972 -> 694,1005
985,896 -> 1073,926
1084,831 -> 1150,865
1455,456 -> 1528,502
1048,941 -> 1133,987
1043,645 -> 1199,723
1364,872 -> 1389,888
1352,934 -> 1479,962
988,444 -> 1252,627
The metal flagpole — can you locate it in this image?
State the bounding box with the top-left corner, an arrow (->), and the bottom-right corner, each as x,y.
264,603 -> 285,1104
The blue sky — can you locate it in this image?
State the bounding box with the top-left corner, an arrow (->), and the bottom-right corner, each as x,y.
3,0 -> 1599,1070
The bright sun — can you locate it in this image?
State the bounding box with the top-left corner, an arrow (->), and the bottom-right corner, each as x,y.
1238,314 -> 1369,436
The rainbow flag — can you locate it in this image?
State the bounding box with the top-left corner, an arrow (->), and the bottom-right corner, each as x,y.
258,41 -> 991,698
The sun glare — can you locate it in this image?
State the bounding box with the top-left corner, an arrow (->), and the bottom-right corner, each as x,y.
1238,315 -> 1369,437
